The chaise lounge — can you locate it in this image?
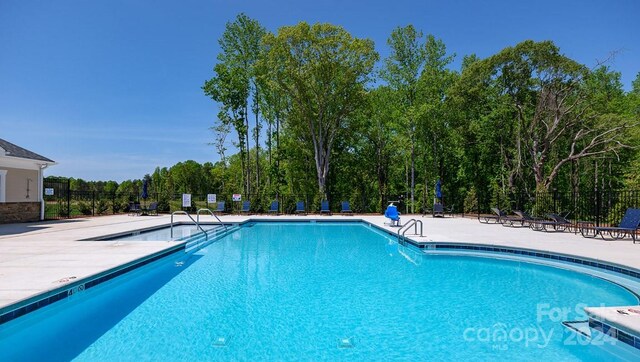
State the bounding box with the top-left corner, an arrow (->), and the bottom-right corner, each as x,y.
478,207 -> 508,224
581,208 -> 640,243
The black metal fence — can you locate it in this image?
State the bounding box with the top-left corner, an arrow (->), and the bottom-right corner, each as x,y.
43,178 -> 640,226
43,179 -> 154,219
477,190 -> 640,227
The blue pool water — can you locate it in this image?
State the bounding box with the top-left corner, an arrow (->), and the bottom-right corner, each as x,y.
1,222 -> 639,361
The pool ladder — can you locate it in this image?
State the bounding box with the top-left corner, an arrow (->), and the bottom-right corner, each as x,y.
397,219 -> 423,244
196,208 -> 228,232
171,211 -> 208,240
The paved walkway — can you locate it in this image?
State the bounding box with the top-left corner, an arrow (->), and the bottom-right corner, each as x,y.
1,213 -> 639,311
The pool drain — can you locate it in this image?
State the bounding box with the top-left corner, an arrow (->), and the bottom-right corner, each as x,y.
175,261 -> 185,267
213,337 -> 227,347
338,337 -> 354,349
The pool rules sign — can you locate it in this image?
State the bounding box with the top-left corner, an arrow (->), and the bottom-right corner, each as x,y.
182,194 -> 191,208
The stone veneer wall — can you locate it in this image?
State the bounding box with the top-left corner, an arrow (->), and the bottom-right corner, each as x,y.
0,202 -> 40,223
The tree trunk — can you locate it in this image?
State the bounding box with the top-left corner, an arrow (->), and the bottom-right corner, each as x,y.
377,140 -> 388,212
254,94 -> 260,195
267,120 -> 272,189
244,105 -> 251,196
275,117 -> 280,195
314,142 -> 330,199
410,138 -> 415,214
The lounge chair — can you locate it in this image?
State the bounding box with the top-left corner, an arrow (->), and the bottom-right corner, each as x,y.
502,210 -> 542,228
478,207 -> 507,224
146,202 -> 158,216
384,204 -> 401,226
581,208 -> 640,243
320,200 -> 331,215
295,201 -> 307,215
340,201 -> 353,215
268,201 -> 279,215
129,202 -> 141,216
241,201 -> 251,214
214,201 -> 225,214
543,213 -> 574,232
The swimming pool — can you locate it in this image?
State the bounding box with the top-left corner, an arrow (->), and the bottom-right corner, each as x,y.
1,222 -> 639,360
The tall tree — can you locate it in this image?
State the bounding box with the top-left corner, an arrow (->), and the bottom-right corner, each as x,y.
363,86 -> 401,210
380,25 -> 427,212
203,13 -> 266,195
416,34 -> 455,207
260,22 -> 378,198
457,40 -> 636,191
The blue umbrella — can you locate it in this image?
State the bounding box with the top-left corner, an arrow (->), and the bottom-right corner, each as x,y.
435,179 -> 442,200
141,180 -> 149,200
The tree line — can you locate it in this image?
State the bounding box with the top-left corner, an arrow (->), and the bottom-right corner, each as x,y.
202,14 -> 640,213
47,15 -> 640,215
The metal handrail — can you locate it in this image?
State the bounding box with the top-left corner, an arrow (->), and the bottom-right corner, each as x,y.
171,211 -> 208,240
196,208 -> 228,232
397,218 -> 423,242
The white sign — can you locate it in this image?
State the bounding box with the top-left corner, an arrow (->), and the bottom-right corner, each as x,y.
45,188 -> 54,196
232,194 -> 242,202
182,193 -> 191,208
207,194 -> 217,204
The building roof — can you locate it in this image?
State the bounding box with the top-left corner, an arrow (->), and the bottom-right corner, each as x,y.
0,138 -> 55,163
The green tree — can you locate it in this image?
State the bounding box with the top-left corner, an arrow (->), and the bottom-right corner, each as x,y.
261,22 -> 378,198
457,40 -> 636,191
380,25 -> 426,212
416,34 -> 456,210
203,13 -> 266,195
360,86 -> 401,210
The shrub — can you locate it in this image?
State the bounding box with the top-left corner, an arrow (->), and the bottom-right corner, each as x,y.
77,201 -> 93,215
96,199 -> 110,215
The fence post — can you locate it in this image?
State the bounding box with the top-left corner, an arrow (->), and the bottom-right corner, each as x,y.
595,189 -> 601,227
66,179 -> 71,219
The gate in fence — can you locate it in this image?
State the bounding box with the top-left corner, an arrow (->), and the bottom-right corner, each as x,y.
43,178 -> 71,220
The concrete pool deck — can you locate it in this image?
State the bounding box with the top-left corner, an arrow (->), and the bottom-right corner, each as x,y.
1,213 -> 640,334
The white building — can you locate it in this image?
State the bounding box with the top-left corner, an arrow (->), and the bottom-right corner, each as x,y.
0,138 -> 56,223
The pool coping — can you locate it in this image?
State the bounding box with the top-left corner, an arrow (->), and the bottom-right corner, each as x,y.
0,242 -> 185,325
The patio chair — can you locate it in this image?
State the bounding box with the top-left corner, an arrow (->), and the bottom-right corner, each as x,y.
129,202 -> 142,216
214,201 -> 226,214
268,200 -> 279,215
433,203 -> 444,218
384,203 -> 401,227
478,207 -> 508,224
320,200 -> 331,215
295,201 -> 307,215
581,208 -> 640,243
241,201 -> 251,214
340,201 -> 353,215
146,202 -> 158,216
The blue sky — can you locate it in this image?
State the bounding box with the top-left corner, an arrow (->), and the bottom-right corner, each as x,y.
1,0 -> 638,182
